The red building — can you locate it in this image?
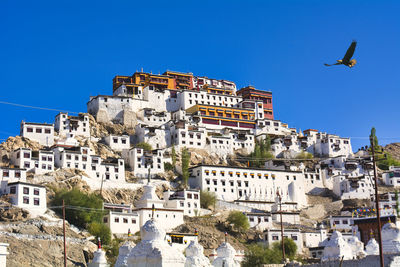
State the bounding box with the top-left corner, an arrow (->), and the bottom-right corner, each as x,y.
236,86 -> 273,120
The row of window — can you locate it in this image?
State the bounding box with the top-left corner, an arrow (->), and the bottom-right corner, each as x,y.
2,170 -> 22,178
9,186 -> 40,196
203,170 -> 281,180
23,196 -> 40,205
26,127 -> 52,134
188,92 -> 239,102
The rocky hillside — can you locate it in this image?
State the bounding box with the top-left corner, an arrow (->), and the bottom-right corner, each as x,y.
384,143 -> 400,161
0,218 -> 97,267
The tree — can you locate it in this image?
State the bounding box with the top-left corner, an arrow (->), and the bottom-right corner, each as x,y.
370,127 -> 379,149
52,188 -> 105,228
181,147 -> 190,188
227,211 -> 250,232
164,162 -> 173,171
249,137 -> 274,167
242,244 -> 281,267
88,221 -> 111,245
200,190 -> 217,209
271,238 -> 298,260
171,146 -> 176,167
136,142 -> 153,151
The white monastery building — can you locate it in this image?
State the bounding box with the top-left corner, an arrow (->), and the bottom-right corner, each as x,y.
20,121 -> 54,147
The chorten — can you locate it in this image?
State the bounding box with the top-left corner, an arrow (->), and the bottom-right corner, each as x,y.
321,231 -> 354,261
127,218 -> 185,267
88,239 -> 109,267
115,241 -> 134,267
185,240 -> 211,267
347,235 -> 365,258
365,238 -> 379,255
381,222 -> 400,253
212,234 -> 240,267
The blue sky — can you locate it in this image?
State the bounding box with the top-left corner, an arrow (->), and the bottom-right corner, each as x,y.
1,0 -> 399,150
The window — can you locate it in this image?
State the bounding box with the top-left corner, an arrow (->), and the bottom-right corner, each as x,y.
123,218 -> 128,223
24,152 -> 30,158
34,198 -> 40,206
187,193 -> 192,199
34,188 -> 40,195
23,197 -> 29,204
45,129 -> 51,134
10,186 -> 16,194
113,138 -> 118,143
291,235 -> 298,240
36,128 -> 42,133
132,219 -> 136,224
114,217 -> 119,223
27,127 -> 33,132
121,139 -> 126,144
23,187 -> 29,194
272,236 -> 279,240
42,156 -> 47,161
3,171 -> 9,177
194,194 -> 199,199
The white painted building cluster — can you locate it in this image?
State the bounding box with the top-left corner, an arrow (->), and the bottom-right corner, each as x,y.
103,184 -> 199,236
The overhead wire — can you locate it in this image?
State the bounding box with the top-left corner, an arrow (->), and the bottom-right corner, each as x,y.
0,100 -> 79,114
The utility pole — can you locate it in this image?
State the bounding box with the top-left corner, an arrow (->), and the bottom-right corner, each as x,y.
371,136 -> 384,267
100,174 -> 104,197
277,191 -> 285,263
62,199 -> 67,267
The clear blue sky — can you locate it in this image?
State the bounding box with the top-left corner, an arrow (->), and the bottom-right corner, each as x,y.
1,0 -> 399,150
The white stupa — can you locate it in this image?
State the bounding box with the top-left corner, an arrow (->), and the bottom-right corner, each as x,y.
88,239 -> 109,267
185,239 -> 211,267
127,218 -> 186,267
212,238 -> 241,267
365,238 -> 379,255
381,222 -> 400,253
115,241 -> 135,267
321,231 -> 354,262
347,235 -> 365,259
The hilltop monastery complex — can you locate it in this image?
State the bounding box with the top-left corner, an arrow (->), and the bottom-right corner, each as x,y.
1,69 -> 399,266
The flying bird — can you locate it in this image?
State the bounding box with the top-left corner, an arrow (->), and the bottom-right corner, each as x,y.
324,41 -> 357,68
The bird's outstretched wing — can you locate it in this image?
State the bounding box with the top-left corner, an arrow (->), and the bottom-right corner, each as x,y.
324,62 -> 342,66
342,41 -> 357,62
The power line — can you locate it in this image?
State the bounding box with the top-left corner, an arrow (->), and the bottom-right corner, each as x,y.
0,100 -> 79,114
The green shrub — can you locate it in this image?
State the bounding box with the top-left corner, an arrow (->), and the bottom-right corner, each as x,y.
164,162 -> 174,171
88,222 -> 111,245
242,239 -> 298,266
52,188 -> 104,228
136,142 -> 153,151
271,238 -> 298,259
295,151 -> 313,159
227,211 -> 249,232
200,190 -> 217,209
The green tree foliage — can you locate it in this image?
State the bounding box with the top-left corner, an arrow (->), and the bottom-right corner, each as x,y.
370,127 -> 379,149
164,162 -> 173,171
249,137 -> 274,167
88,221 -> 111,245
377,152 -> 400,170
181,147 -> 190,188
136,142 -> 153,151
242,239 -> 298,267
227,211 -> 250,232
52,188 -> 104,228
171,146 -> 176,167
271,238 -> 298,259
200,190 -> 217,209
295,151 -> 313,159
242,244 -> 281,267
